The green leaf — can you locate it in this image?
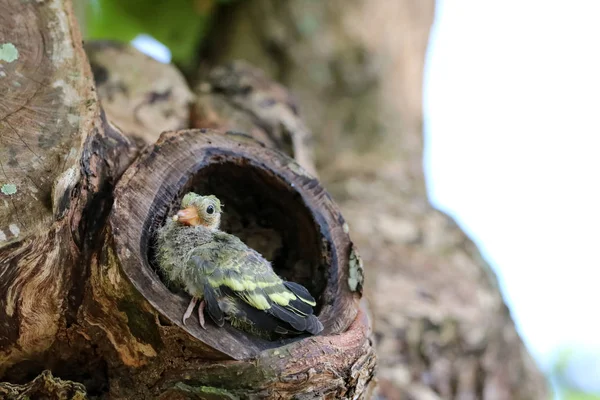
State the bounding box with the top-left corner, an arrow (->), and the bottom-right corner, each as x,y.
84,0 -> 145,43
83,0 -> 223,66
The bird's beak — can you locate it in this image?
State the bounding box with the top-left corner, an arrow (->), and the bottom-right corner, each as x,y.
174,206 -> 201,226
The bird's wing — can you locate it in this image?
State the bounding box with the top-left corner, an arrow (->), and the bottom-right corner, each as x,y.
191,232 -> 323,334
187,256 -> 225,327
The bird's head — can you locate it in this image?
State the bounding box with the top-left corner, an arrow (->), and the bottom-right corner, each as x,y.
173,192 -> 223,230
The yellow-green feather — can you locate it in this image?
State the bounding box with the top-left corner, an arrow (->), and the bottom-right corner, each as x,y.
297,297 -> 316,306
268,291 -> 297,306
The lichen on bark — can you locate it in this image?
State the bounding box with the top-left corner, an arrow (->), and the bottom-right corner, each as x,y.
0,370 -> 88,399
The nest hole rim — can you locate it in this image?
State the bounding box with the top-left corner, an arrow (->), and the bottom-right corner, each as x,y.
147,161 -> 327,308
111,129 -> 354,359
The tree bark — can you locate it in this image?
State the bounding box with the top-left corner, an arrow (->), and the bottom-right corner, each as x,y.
1,0 -> 548,399
190,61 -> 317,177
1,1 -> 375,399
199,0 -> 549,399
0,0 -> 135,388
84,41 -> 194,147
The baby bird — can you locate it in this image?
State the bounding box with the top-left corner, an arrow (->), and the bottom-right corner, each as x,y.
156,192 -> 323,338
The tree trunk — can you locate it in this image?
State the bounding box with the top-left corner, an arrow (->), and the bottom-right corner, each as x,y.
0,0 -> 135,396
1,1 -> 374,398
198,1 -> 549,399
0,0 -> 546,400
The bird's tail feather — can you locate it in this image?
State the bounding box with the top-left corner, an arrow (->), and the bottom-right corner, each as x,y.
284,281 -> 317,306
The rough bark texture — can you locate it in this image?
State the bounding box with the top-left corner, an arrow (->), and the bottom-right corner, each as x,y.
191,61 -> 317,177
84,41 -> 194,147
0,0 -> 135,383
0,370 -> 87,400
199,1 -> 549,399
1,1 -> 375,398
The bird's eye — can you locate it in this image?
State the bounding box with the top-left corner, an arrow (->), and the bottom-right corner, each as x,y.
206,205 -> 215,215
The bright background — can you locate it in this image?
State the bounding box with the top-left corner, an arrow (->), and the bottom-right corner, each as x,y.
424,0 -> 600,398
128,0 -> 600,397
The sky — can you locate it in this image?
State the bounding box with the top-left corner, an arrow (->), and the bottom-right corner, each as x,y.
130,0 -> 600,392
423,0 -> 600,389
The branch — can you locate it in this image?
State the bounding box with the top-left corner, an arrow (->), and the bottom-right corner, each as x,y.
85,41 -> 194,146
0,0 -> 135,377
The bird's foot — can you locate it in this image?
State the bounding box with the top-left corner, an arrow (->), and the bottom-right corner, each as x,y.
198,299 -> 206,329
183,297 -> 198,326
